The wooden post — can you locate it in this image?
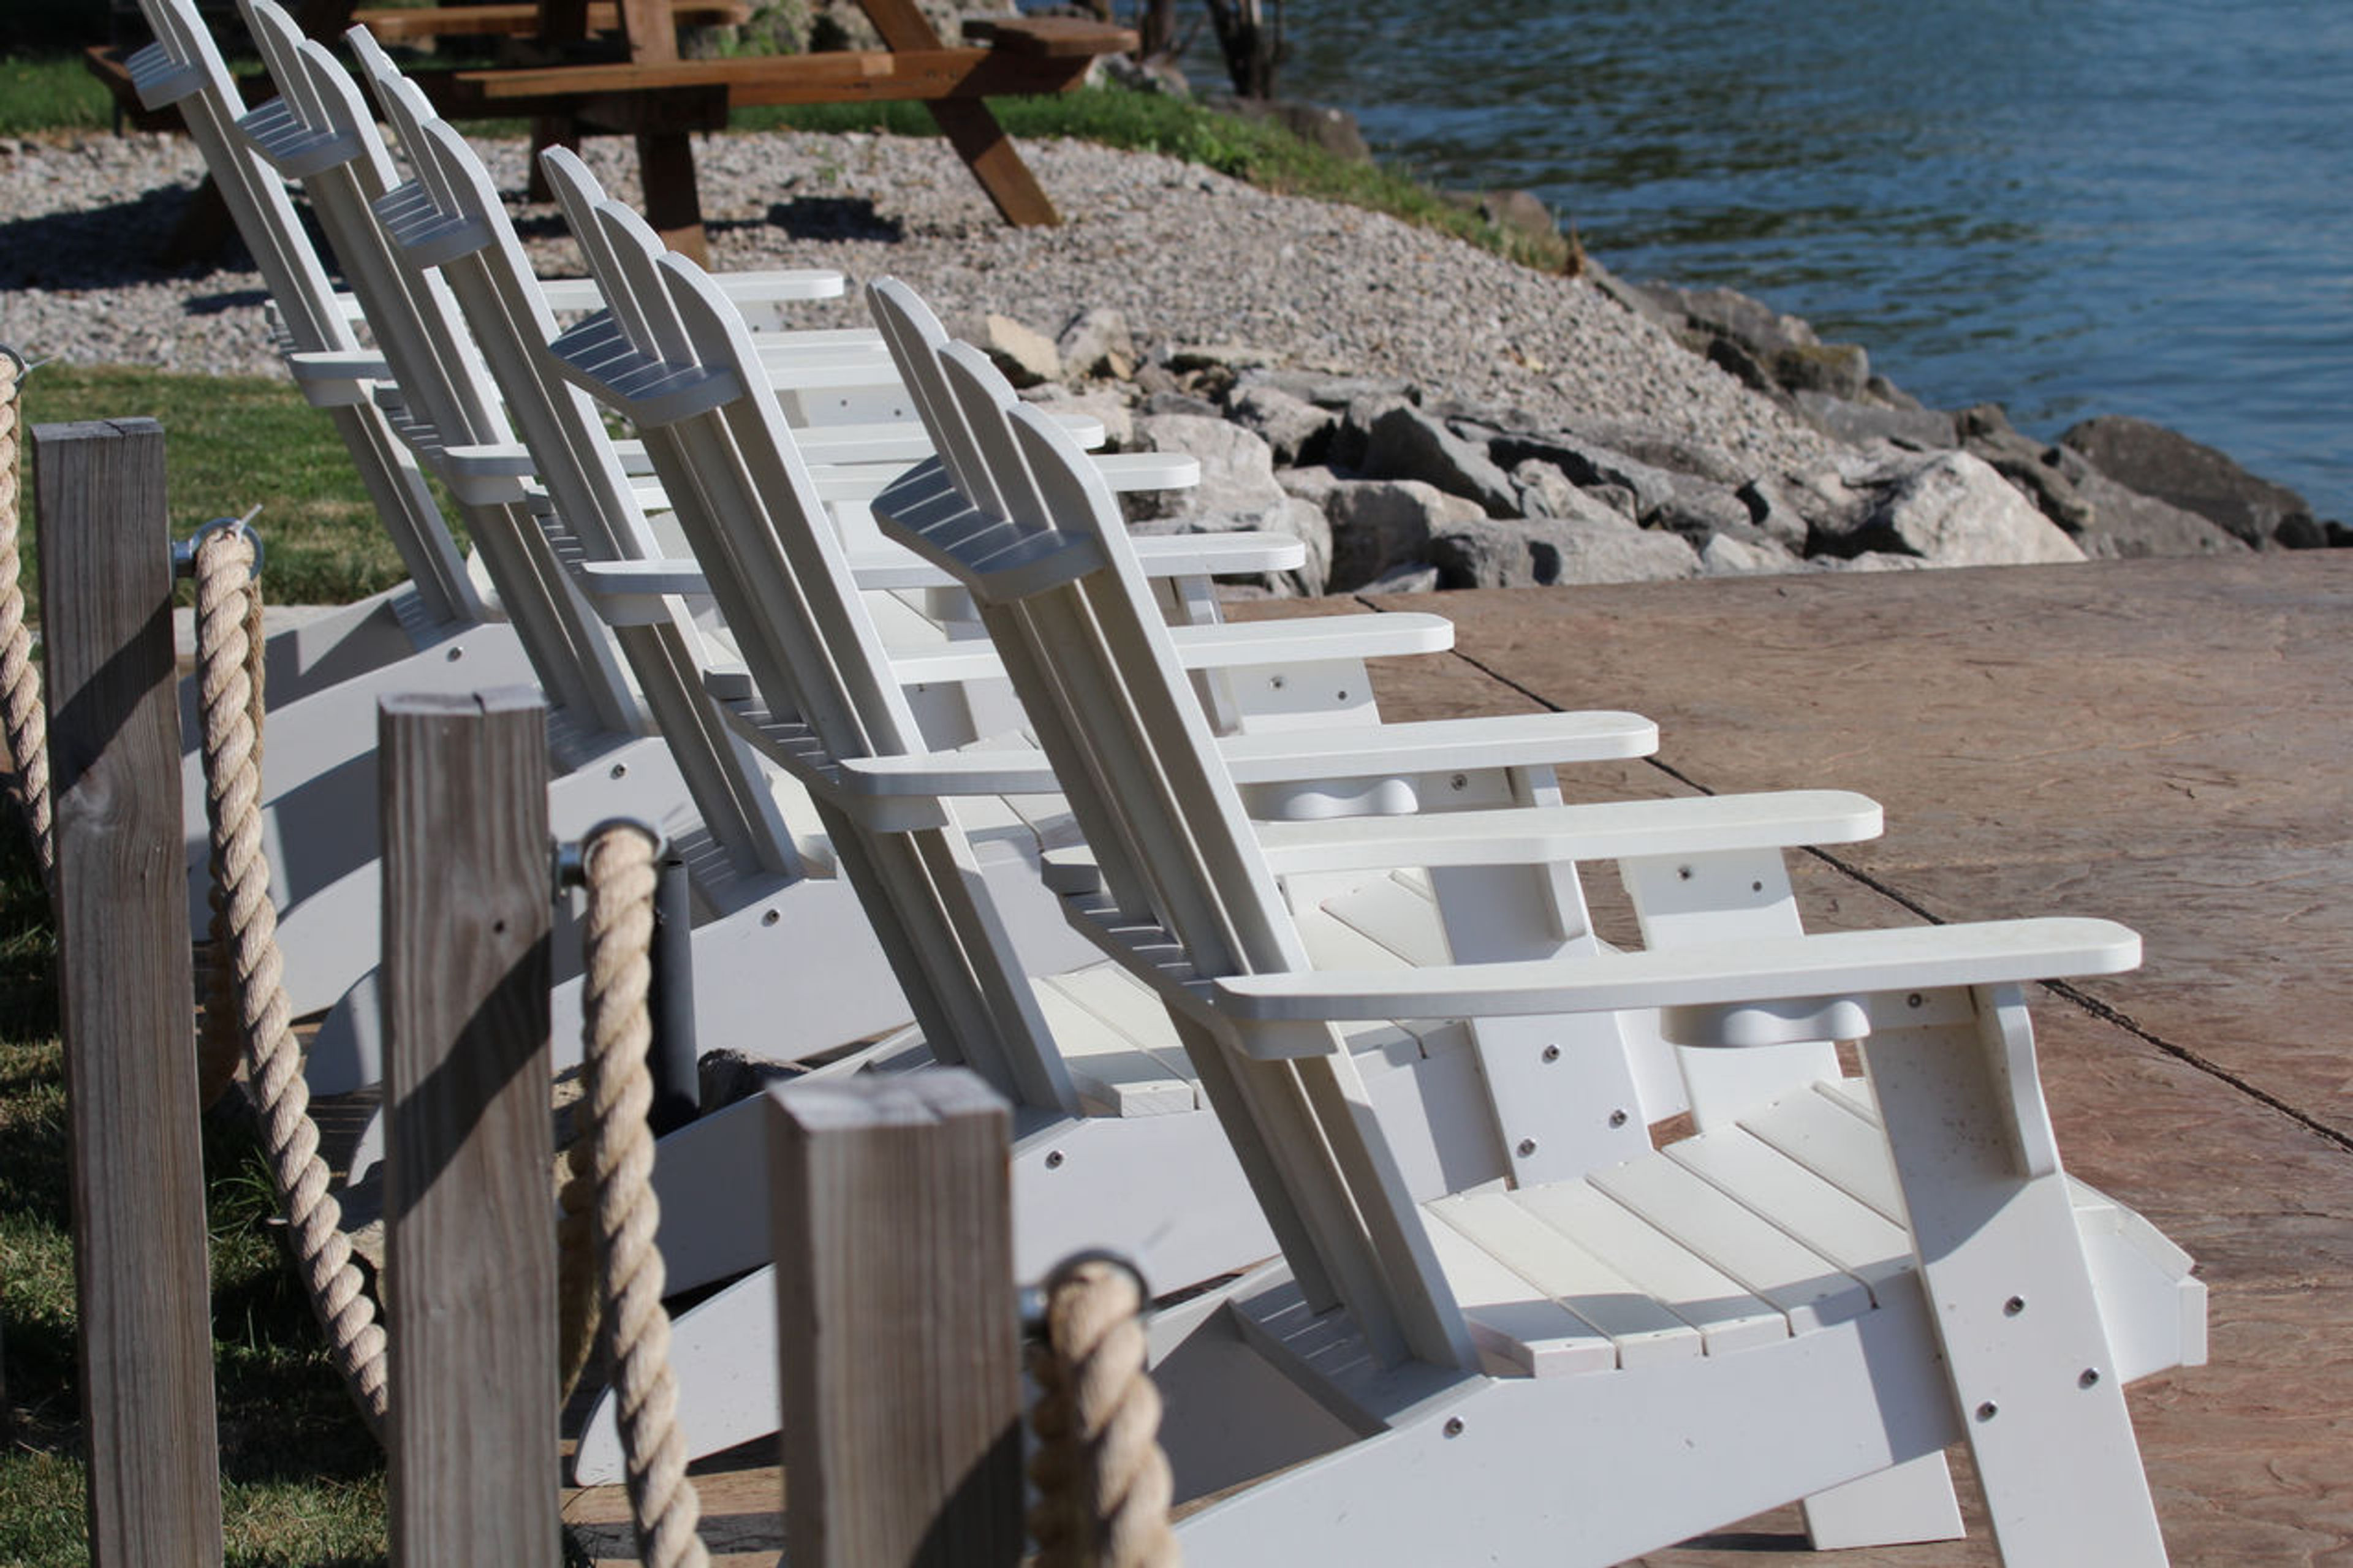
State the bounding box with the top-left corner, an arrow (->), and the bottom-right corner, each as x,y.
379,690 -> 558,1566
34,418 -> 224,1567
768,1070 -> 1022,1568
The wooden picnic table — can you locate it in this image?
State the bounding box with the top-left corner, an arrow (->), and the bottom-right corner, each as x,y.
90,0 -> 1133,264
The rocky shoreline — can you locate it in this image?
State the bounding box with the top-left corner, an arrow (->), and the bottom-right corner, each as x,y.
0,120 -> 2337,596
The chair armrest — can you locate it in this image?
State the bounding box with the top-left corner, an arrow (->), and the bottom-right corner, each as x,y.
1218,711 -> 1656,782
283,349 -> 387,407
1210,918 -> 2140,1034
1248,789 -> 1882,876
830,710 -> 1659,802
536,270 -> 846,311
878,610 -> 1453,689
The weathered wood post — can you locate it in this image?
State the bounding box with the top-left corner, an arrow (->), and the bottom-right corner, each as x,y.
768,1069 -> 1023,1567
34,417 -> 225,1566
378,689 -> 559,1564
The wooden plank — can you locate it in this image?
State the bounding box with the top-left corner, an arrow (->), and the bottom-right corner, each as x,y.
448,47 -> 1090,104
768,1070 -> 1023,1567
380,691 -> 558,1567
1427,1191 -> 1700,1368
960,16 -> 1140,57
351,1 -> 749,41
35,417 -> 225,1567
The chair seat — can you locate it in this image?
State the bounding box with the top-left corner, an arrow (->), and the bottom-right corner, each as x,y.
1427,1078 -> 2204,1384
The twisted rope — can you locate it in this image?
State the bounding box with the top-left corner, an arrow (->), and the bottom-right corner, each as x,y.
555,1130 -> 601,1402
197,572 -> 265,1108
0,352 -> 52,889
1028,1259 -> 1181,1568
193,529 -> 388,1438
578,822 -> 707,1568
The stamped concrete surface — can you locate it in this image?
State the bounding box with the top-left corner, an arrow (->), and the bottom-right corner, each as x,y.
1316,552 -> 2350,1563
571,556 -> 2349,1564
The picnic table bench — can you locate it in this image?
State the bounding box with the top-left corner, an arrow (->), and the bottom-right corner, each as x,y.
89,0 -> 1133,263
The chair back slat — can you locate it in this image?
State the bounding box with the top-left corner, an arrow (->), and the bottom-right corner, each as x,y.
232,0 -> 641,737
131,0 -> 477,624
542,161 -> 1080,1114
878,317 -> 1477,1370
348,35 -> 802,884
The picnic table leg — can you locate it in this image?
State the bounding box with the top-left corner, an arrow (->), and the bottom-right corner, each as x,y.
925,99 -> 1060,227
527,118 -> 583,202
635,129 -> 710,265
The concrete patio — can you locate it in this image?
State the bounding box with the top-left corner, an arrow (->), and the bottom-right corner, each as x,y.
574,550 -> 2352,1563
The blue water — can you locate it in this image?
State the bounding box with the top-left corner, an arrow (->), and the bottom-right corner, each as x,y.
1229,0 -> 2353,515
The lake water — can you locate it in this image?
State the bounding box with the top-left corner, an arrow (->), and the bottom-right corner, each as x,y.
1224,0 -> 2353,516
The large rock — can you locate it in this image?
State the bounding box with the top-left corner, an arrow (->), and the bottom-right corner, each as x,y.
1359,404 -> 1520,517
1127,414 -> 1287,528
1700,532 -> 1805,577
1809,451 -> 2086,566
980,313 -> 1059,388
1961,406 -> 2248,558
1227,384 -> 1337,466
1056,307 -> 1135,382
1431,515 -> 1699,590
2059,414 -> 2321,548
2069,465 -> 2251,558
1321,479 -> 1482,593
1795,389 -> 1959,451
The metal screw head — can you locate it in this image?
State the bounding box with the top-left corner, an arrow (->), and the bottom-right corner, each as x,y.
447,645 -> 464,661
1975,1401 -> 1998,1422
1608,1109 -> 1629,1129
609,762 -> 627,779
1675,865 -> 1694,881
1045,1150 -> 1066,1169
1515,1138 -> 1537,1158
1449,773 -> 1469,791
1750,879 -> 1764,893
1540,1043 -> 1561,1063
761,909 -> 781,927
1442,1417 -> 1464,1438
2004,1296 -> 2026,1316
2079,1368 -> 2101,1388
1269,675 -> 1286,690
1907,992 -> 1924,1008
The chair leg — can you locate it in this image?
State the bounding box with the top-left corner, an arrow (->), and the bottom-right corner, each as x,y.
1863,991 -> 2169,1564
1801,1453 -> 1965,1550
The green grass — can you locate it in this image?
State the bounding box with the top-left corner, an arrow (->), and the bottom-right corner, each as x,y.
18,366 -> 416,613
0,816 -> 388,1566
0,52 -> 116,135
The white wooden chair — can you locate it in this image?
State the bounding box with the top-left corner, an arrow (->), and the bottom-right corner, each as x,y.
531,203 -> 1979,1490
857,341 -> 2205,1562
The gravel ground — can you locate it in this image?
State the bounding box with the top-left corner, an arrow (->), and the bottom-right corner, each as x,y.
0,126 -> 1834,476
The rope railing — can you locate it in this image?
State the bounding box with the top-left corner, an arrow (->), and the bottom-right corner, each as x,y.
1028,1256 -> 1183,1568
573,820 -> 708,1568
190,525 -> 390,1439
0,346 -> 53,890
